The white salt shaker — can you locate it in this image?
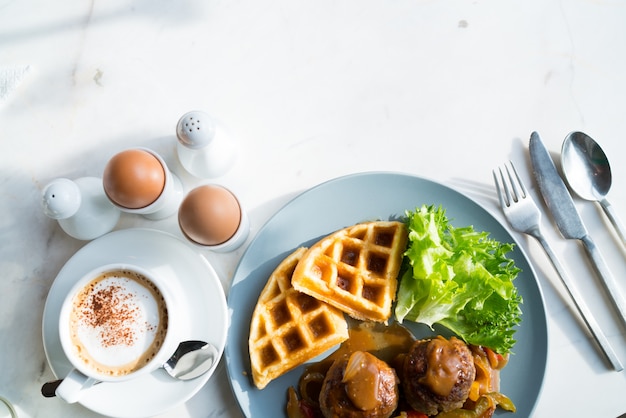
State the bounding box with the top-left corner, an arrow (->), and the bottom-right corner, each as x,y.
42,177 -> 120,240
176,111 -> 237,178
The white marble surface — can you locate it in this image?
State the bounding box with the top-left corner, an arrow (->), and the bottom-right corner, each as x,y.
1,0 -> 626,417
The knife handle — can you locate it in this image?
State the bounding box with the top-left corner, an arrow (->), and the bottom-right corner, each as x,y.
533,233 -> 623,371
581,235 -> 626,328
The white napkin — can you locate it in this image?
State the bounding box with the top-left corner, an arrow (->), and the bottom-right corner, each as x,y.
0,65 -> 31,106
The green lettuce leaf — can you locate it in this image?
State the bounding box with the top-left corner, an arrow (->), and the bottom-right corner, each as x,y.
395,205 -> 522,354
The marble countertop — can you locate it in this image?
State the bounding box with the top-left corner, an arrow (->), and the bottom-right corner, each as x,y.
2,0 -> 626,417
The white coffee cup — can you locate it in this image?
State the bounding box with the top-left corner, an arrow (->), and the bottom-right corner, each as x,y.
56,263 -> 183,403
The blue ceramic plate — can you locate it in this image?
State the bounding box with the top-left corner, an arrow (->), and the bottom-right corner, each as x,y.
225,172 -> 547,417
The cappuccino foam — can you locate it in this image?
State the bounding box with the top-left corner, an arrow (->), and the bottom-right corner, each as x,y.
69,269 -> 168,377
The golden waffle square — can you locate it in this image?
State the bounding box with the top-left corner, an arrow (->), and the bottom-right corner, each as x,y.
292,221 -> 408,322
248,247 -> 349,389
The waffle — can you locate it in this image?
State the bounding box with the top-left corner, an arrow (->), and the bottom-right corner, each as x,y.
292,221 -> 408,322
248,247 -> 349,389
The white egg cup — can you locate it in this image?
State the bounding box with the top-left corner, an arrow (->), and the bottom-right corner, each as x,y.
178,184 -> 250,253
108,148 -> 184,220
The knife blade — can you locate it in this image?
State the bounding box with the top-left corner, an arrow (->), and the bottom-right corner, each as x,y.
529,131 -> 626,328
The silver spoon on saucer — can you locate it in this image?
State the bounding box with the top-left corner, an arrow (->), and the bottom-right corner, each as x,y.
561,131 -> 626,246
163,340 -> 218,380
41,340 -> 218,397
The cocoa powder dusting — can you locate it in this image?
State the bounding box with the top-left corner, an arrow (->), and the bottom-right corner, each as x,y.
79,283 -> 140,347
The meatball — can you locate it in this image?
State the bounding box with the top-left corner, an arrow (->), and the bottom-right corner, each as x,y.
401,336 -> 475,415
319,351 -> 399,418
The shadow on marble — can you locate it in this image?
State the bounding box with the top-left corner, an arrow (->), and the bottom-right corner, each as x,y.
0,0 -> 207,46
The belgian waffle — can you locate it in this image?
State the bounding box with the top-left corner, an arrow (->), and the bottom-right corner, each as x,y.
248,247 -> 349,389
292,221 -> 408,322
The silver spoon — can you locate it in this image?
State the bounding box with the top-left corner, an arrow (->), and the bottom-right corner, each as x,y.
41,340 -> 218,397
561,131 -> 626,246
163,340 -> 218,380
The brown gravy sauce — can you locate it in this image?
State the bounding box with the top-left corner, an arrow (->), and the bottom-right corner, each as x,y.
419,336 -> 463,397
297,320 -> 415,407
343,351 -> 383,410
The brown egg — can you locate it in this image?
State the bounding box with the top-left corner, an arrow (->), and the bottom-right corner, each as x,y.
103,149 -> 166,209
178,185 -> 242,246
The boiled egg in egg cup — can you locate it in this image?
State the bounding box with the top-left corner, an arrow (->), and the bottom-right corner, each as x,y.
103,148 -> 184,220
177,184 -> 250,253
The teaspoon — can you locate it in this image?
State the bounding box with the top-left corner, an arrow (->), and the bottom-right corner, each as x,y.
561,131 -> 626,246
41,340 -> 218,397
163,340 -> 218,380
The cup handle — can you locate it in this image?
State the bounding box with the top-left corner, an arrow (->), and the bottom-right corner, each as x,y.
55,369 -> 99,403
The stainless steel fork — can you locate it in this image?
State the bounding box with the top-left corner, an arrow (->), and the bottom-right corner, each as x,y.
493,161 -> 623,371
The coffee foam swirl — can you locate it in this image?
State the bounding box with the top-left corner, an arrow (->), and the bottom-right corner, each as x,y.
69,269 -> 168,377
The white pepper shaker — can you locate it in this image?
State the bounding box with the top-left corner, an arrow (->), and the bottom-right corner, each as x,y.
176,111 -> 237,178
42,177 -> 120,240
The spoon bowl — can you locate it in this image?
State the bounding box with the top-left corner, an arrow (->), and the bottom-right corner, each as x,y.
561,131 -> 626,245
164,340 -> 218,380
561,131 -> 612,200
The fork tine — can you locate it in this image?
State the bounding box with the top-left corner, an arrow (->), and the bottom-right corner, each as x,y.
505,161 -> 527,201
501,165 -> 515,204
492,167 -> 508,208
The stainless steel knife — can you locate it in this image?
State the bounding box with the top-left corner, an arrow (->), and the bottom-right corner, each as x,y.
529,131 -> 626,328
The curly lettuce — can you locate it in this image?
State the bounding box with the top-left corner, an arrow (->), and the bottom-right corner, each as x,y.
395,205 -> 522,354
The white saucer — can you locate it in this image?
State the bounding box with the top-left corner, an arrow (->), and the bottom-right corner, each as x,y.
42,228 -> 228,418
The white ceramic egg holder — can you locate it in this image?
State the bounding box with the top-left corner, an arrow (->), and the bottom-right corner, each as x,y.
178,184 -> 250,254
42,111 -> 247,252
109,148 -> 184,221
